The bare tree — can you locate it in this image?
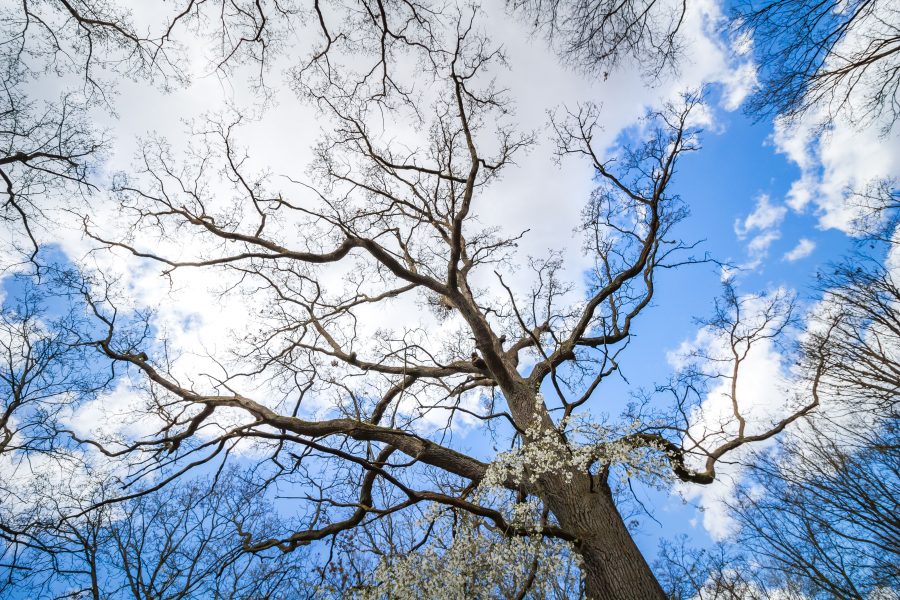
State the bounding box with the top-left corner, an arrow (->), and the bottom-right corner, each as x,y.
0,274 -> 109,564
631,281 -> 811,483
805,253 -> 900,420
656,537 -> 801,600
0,0 -> 311,267
0,279 -> 81,457
733,426 -> 898,599
656,221 -> 900,599
724,243 -> 900,597
59,5 -> 836,596
509,0 -> 899,131
657,419 -> 899,600
4,473 -> 318,599
844,179 -> 900,239
0,85 -> 103,267
735,0 -> 900,131
0,0 -> 177,266
507,0 -> 687,78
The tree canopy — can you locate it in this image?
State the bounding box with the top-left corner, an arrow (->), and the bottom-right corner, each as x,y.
0,1 -> 898,599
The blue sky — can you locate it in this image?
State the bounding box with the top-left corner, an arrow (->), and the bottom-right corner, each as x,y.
3,0 -> 896,586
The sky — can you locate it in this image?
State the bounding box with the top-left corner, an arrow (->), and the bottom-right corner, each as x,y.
2,0 -> 897,576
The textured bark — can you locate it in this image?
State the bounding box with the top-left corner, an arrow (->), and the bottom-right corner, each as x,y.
496,381 -> 667,598
543,474 -> 666,600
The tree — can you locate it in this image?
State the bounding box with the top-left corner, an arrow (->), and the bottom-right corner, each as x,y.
656,537 -> 795,600
658,417 -> 899,599
0,83 -> 101,265
731,425 -> 898,599
3,473 -> 318,599
657,423 -> 899,600
806,252 -> 900,420
507,0 -> 687,78
0,0 -> 304,267
0,274 -> 108,573
508,0 -> 899,132
655,222 -> 900,599
725,244 -> 900,598
49,5 -> 839,596
0,0 -> 170,266
734,0 -> 900,131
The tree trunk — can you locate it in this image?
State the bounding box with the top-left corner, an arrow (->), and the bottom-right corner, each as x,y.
542,474 -> 667,600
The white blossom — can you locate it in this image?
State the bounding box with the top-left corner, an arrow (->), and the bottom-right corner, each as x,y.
356,513 -> 581,600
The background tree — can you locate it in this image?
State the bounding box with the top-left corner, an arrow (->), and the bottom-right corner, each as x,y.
734,0 -> 900,131
726,241 -> 900,598
0,0 -> 173,265
508,0 -> 899,132
656,537 -> 796,600
656,219 -> 900,598
730,425 -> 899,599
0,0 -> 307,267
657,421 -> 899,599
0,273 -> 110,588
507,0 -> 687,78
3,472 -> 318,599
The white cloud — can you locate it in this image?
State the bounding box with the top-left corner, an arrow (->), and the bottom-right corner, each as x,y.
747,229 -> 781,255
773,115 -> 900,233
769,0 -> 900,234
783,238 -> 816,261
734,194 -> 787,237
734,194 -> 788,269
64,379 -> 164,442
720,61 -> 758,111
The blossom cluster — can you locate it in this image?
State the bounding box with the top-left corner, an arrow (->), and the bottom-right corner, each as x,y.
356,513 -> 582,600
481,409 -> 672,491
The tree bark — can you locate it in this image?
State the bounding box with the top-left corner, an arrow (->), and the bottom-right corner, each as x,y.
542,474 -> 667,600
495,384 -> 667,599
